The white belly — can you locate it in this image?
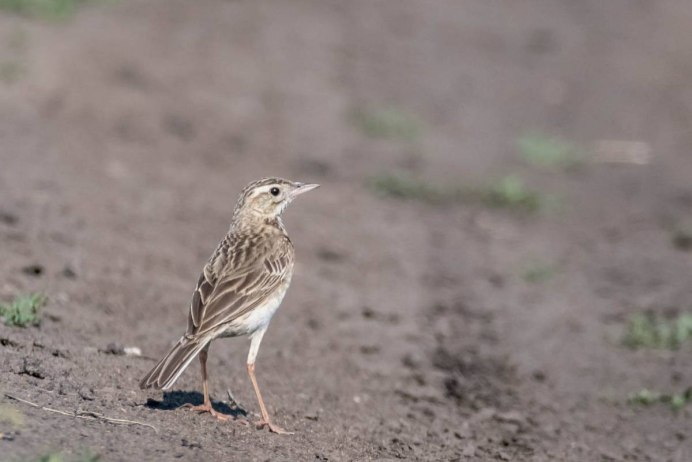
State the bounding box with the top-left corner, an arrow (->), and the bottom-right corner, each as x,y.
220,283 -> 289,338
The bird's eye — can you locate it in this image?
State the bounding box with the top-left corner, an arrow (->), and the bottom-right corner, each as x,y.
270,187 -> 280,196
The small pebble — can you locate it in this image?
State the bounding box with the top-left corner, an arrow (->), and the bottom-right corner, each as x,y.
78,386 -> 95,401
124,346 -> 142,356
462,443 -> 476,457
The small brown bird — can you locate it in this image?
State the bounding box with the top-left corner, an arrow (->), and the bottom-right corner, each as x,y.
140,177 -> 319,434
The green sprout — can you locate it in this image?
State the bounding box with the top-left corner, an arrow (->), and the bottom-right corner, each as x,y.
0,293 -> 46,327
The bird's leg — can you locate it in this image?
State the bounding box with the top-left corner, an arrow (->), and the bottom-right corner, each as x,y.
183,348 -> 232,422
247,363 -> 292,434
247,329 -> 292,434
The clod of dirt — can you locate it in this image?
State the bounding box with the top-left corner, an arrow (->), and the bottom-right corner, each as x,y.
102,342 -> 126,355
317,248 -> 344,262
360,307 -> 400,324
462,442 -> 476,457
52,349 -> 70,359
61,265 -> 77,279
78,386 -> 96,401
1,432 -> 17,441
362,306 -> 375,319
387,437 -> 416,458
0,211 -> 18,226
58,379 -> 77,395
181,438 -> 202,449
0,337 -> 20,348
20,357 -> 47,379
531,370 -> 546,382
455,422 -> 472,439
672,229 -> 692,251
21,264 -> 44,277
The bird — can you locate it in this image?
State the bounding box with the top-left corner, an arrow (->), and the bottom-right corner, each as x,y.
140,177 -> 319,434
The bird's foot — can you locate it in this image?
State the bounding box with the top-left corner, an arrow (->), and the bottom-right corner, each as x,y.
180,403 -> 232,422
255,419 -> 293,435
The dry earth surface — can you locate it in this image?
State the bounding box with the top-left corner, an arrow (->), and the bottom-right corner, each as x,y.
2,1 -> 692,461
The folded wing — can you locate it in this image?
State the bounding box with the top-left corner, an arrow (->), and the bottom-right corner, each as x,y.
186,236 -> 293,339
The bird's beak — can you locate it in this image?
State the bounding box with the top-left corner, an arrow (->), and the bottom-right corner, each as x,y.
291,183 -> 320,198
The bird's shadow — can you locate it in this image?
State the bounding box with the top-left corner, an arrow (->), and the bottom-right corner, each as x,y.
145,390 -> 248,418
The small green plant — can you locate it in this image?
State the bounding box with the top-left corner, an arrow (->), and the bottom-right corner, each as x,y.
517,132 -> 583,169
369,173 -> 555,214
36,455 -> 63,462
352,107 -> 422,141
628,388 -> 692,411
0,0 -> 100,20
520,261 -> 557,283
34,451 -> 99,462
482,175 -> 546,212
0,293 -> 46,327
77,451 -> 100,462
621,312 -> 692,350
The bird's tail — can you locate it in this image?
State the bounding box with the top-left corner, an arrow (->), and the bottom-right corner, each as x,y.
139,337 -> 208,390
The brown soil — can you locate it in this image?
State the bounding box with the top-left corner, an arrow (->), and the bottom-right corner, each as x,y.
2,1 -> 692,461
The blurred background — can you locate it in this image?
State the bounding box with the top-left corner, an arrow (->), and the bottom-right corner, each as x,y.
1,1 -> 692,461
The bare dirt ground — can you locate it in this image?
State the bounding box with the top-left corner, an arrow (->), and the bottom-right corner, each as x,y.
2,1 -> 692,460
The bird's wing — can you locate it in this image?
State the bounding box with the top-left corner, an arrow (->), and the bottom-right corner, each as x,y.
186,235 -> 293,339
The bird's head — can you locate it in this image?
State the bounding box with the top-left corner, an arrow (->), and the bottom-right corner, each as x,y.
232,177 -> 319,222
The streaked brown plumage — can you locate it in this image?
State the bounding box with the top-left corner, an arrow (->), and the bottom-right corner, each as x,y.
140,177 -> 319,434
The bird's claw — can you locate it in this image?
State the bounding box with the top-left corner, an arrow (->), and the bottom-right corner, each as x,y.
255,419 -> 293,434
180,403 -> 231,422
